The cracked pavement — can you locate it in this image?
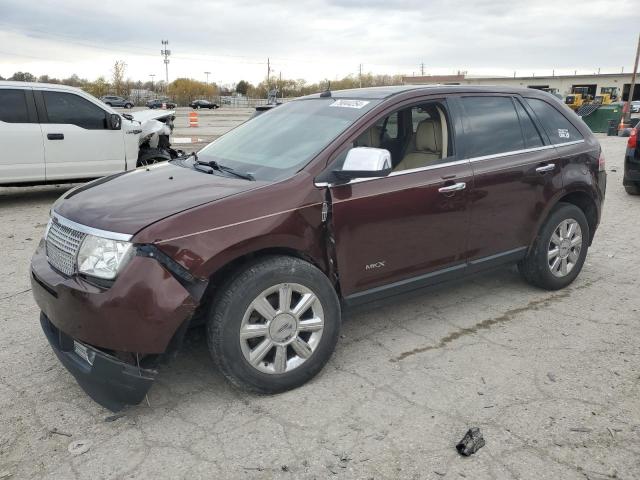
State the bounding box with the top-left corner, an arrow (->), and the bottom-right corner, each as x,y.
1,133 -> 639,479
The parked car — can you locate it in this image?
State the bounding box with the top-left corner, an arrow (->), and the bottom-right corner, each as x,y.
190,99 -> 219,109
0,82 -> 177,185
147,98 -> 177,109
99,95 -> 134,109
630,101 -> 640,114
31,86 -> 606,411
623,125 -> 639,194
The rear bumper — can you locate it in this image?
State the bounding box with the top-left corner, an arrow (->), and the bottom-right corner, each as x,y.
624,147 -> 640,185
40,313 -> 155,411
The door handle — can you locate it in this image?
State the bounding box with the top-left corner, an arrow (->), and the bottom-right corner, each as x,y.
438,182 -> 466,193
47,133 -> 64,140
535,163 -> 555,173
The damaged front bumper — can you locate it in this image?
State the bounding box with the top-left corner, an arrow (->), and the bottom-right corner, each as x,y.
41,313 -> 156,411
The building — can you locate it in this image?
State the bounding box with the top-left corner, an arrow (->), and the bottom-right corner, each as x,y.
403,73 -> 640,101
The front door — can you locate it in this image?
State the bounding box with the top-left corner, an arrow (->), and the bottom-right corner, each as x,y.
37,90 -> 126,181
327,99 -> 471,298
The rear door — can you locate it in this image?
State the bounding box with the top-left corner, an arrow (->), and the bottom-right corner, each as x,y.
0,88 -> 45,184
455,94 -> 562,262
36,89 -> 126,181
327,98 -> 473,298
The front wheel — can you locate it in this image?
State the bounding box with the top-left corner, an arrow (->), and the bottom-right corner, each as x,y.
207,256 -> 341,393
518,203 -> 590,290
125,103 -> 133,109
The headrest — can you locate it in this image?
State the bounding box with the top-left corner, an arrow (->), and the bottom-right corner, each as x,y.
415,119 -> 441,152
355,126 -> 382,148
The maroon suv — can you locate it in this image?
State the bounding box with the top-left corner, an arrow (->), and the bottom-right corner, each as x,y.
31,86 -> 606,410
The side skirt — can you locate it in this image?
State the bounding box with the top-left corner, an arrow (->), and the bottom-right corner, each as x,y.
342,247 -> 527,308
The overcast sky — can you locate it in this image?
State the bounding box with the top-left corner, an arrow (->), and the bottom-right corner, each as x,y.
0,0 -> 637,86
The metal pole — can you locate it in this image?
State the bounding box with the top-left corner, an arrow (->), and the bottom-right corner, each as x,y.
624,33 -> 640,122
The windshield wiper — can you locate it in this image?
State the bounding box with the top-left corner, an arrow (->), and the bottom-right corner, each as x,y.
188,152 -> 255,181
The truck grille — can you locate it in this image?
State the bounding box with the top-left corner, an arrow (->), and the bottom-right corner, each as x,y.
46,219 -> 86,276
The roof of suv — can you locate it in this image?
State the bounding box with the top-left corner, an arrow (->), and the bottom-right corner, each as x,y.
303,84 -> 552,100
0,81 -> 83,92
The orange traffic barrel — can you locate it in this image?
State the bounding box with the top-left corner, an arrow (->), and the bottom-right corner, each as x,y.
189,111 -> 199,128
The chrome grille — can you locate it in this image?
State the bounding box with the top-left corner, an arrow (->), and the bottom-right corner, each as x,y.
46,219 -> 86,276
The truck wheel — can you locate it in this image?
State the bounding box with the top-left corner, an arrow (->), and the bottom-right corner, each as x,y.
206,256 -> 341,393
518,203 -> 589,290
624,184 -> 640,195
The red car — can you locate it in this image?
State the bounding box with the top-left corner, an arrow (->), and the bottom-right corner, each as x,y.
32,85 -> 606,410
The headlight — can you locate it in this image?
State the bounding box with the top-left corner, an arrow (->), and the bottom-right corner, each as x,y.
77,235 -> 134,280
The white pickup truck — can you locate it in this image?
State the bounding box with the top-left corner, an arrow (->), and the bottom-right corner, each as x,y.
0,81 -> 177,186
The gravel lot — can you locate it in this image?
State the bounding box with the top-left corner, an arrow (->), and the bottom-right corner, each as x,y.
1,131 -> 638,480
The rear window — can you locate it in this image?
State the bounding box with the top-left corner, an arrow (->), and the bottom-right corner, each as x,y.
0,89 -> 29,123
460,96 -> 524,157
525,98 -> 583,144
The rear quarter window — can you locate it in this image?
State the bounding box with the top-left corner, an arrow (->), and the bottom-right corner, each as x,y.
525,97 -> 583,144
0,89 -> 29,123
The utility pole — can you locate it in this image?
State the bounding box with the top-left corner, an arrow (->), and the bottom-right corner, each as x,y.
279,71 -> 282,99
624,32 -> 640,123
359,64 -> 362,88
204,71 -> 211,84
149,74 -> 155,97
267,58 -> 271,89
161,40 -> 171,87
420,62 -> 425,76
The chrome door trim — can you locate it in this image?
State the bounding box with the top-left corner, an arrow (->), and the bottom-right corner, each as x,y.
315,139 -> 585,188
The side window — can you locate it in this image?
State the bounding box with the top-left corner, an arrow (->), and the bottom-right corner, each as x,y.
0,90 -> 29,123
514,99 -> 544,148
42,91 -> 107,129
460,96 -> 524,157
525,98 -> 583,144
376,112 -> 398,139
411,107 -> 431,132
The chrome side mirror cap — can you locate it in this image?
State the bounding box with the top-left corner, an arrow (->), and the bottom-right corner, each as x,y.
333,147 -> 392,182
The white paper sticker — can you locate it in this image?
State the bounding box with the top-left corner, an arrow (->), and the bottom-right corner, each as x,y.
558,128 -> 570,139
330,99 -> 370,109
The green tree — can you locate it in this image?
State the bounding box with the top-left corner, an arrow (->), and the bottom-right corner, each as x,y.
235,80 -> 250,95
9,72 -> 36,82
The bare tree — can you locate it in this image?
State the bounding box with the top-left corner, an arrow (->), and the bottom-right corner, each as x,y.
112,60 -> 127,96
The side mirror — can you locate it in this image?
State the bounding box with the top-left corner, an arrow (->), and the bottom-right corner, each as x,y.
108,113 -> 122,130
333,147 -> 392,182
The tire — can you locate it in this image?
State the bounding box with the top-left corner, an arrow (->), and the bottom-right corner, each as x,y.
206,256 -> 341,393
105,102 -> 112,107
624,184 -> 640,195
125,103 -> 133,109
518,202 -> 590,290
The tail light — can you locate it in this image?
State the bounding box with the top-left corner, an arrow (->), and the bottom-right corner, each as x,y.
628,128 -> 638,149
598,151 -> 606,172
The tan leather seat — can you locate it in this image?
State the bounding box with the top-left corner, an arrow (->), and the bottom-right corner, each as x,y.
395,119 -> 442,171
355,126 -> 382,148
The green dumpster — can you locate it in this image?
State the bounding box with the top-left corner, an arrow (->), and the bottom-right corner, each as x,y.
580,104 -> 623,133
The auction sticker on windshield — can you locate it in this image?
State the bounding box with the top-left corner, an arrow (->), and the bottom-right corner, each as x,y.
330,99 -> 370,109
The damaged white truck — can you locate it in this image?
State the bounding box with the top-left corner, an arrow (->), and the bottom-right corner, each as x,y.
0,81 -> 179,186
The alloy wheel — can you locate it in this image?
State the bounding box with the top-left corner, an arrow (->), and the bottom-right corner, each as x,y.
547,218 -> 582,277
239,283 -> 324,374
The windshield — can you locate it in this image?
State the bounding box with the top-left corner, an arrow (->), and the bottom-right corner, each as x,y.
197,97 -> 379,181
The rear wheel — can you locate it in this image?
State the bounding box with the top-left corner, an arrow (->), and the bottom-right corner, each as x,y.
518,203 -> 589,290
207,256 -> 341,393
125,103 -> 133,109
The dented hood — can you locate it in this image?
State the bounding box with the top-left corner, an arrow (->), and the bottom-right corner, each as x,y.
54,162 -> 266,236
129,109 -> 176,123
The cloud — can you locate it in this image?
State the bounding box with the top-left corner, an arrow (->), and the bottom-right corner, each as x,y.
0,0 -> 636,84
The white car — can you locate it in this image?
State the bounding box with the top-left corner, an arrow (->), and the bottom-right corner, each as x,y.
0,81 -> 176,186
631,101 -> 640,114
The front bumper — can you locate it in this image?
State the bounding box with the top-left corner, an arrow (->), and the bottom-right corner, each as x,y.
41,313 -> 155,411
31,240 -> 197,354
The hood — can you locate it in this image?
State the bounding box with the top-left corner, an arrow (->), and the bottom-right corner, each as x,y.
54,162 -> 266,235
130,110 -> 176,123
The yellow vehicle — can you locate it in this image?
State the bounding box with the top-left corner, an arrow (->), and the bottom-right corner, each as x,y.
565,93 -> 585,110
593,94 -> 613,105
